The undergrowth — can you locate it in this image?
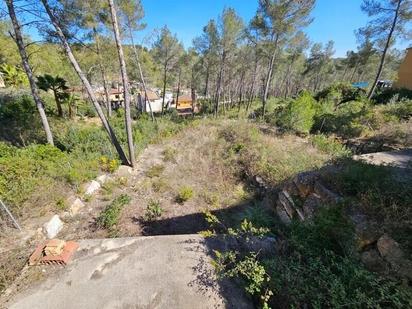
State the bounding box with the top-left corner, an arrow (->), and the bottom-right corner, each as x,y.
97,194 -> 131,230
210,206 -> 412,308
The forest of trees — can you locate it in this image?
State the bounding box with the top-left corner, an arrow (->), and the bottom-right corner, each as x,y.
0,0 -> 410,165
1,0 -> 408,101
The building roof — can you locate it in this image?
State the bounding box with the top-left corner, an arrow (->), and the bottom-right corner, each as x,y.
144,90 -> 160,101
177,94 -> 193,102
110,89 -> 123,95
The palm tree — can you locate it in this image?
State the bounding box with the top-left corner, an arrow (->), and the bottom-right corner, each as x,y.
37,74 -> 69,117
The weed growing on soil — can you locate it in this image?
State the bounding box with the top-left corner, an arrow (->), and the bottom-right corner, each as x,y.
97,194 -> 131,229
162,147 -> 177,163
144,199 -> 164,221
176,186 -> 194,203
146,164 -> 165,178
151,178 -> 169,193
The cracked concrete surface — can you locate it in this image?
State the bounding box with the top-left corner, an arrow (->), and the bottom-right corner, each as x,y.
6,235 -> 252,309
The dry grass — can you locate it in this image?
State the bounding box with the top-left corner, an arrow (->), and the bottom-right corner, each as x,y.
219,120 -> 332,187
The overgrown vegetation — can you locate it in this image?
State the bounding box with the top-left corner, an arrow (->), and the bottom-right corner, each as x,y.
0,92 -> 190,219
176,186 -> 194,203
331,160 -> 412,253
144,199 -> 164,221
97,194 -> 131,229
210,207 -> 412,308
253,83 -> 412,150
219,121 -> 332,187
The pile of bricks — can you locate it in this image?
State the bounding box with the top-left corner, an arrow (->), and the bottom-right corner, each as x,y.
29,239 -> 78,266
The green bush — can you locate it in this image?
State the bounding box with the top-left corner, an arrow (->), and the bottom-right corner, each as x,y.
275,91 -> 316,134
144,199 -> 164,221
310,134 -> 351,157
213,206 -> 412,308
373,87 -> 412,104
97,194 -> 131,229
0,142 -> 98,213
380,99 -> 412,121
76,100 -> 97,117
176,186 -> 194,203
312,100 -> 373,137
315,82 -> 366,105
330,160 -> 412,253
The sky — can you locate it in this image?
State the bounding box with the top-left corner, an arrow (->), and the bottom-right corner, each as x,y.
135,0 -> 410,57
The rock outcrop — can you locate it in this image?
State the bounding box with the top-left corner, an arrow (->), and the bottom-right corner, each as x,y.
272,170 -> 412,282
274,171 -> 338,223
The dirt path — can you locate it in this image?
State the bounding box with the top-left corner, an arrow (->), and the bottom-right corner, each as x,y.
59,122 -> 254,240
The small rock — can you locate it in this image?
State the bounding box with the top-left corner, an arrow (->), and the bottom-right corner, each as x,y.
283,181 -> 300,197
351,216 -> 380,250
276,204 -> 291,224
96,174 -> 108,185
69,198 -> 85,216
115,165 -> 133,178
302,193 -> 322,218
293,172 -> 319,198
43,215 -> 64,239
278,191 -> 296,219
377,234 -> 404,265
314,181 -> 341,204
84,180 -> 101,196
361,249 -> 387,273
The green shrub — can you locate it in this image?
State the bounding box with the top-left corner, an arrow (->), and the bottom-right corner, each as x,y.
312,100 -> 372,137
276,91 -> 316,134
76,100 -> 97,117
99,156 -> 120,173
176,186 -> 194,203
97,194 -> 131,229
310,134 -> 351,157
380,99 -> 412,121
144,199 -> 164,221
331,160 -> 412,253
315,82 -> 366,105
373,87 -> 412,104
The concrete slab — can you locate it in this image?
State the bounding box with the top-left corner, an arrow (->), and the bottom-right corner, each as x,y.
7,235 -> 252,309
353,149 -> 412,169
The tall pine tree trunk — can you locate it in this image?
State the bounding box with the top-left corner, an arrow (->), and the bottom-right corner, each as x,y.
162,64 -> 167,114
368,0 -> 402,99
262,36 -> 279,118
126,18 -> 154,122
94,28 -> 112,118
6,0 -> 54,145
214,52 -> 226,117
176,68 -> 181,108
108,0 -> 135,167
41,0 -> 129,165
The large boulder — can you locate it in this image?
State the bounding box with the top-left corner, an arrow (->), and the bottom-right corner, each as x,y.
361,249 -> 387,273
377,234 -> 404,265
302,193 -> 322,219
376,234 -> 412,280
348,211 -> 381,250
313,181 -> 341,204
43,215 -> 64,239
293,172 -> 319,198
